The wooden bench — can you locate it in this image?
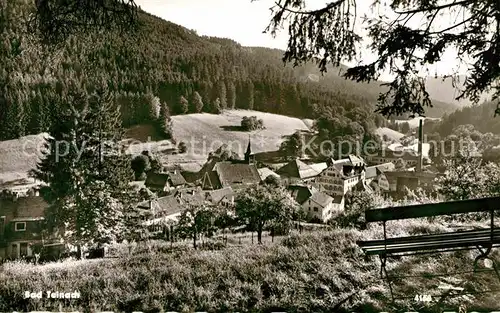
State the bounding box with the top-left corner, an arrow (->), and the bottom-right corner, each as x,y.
356,196 -> 500,301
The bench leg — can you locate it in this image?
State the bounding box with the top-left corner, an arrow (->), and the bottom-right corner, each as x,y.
473,245 -> 500,283
379,255 -> 395,302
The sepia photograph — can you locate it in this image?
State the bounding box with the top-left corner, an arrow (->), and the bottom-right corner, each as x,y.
0,0 -> 499,312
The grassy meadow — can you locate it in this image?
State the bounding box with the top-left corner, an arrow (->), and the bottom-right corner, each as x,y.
1,220 -> 499,313
0,110 -> 312,182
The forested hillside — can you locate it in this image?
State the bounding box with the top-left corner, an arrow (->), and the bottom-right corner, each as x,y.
432,101 -> 500,136
1,0 -> 457,141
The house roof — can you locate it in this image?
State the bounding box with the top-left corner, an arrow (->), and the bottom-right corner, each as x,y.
308,191 -> 333,208
169,171 -> 187,186
214,162 -> 261,187
205,187 -> 235,204
257,167 -> 280,181
145,173 -> 169,189
175,190 -> 206,206
156,195 -> 184,216
276,159 -> 320,179
0,196 -> 48,222
288,184 -> 317,204
309,162 -> 328,173
365,162 -> 395,179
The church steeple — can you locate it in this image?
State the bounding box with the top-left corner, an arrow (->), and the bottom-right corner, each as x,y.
245,135 -> 252,163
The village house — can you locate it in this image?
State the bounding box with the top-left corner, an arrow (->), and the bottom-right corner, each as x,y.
204,187 -> 236,207
138,195 -> 185,239
145,170 -> 188,194
200,161 -> 261,190
257,167 -> 280,181
365,162 -> 394,193
0,196 -> 63,261
287,184 -> 344,222
184,140 -> 262,191
276,158 -> 323,183
313,155 -> 367,197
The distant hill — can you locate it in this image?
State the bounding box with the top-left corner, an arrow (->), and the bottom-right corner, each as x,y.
425,75 -> 493,107
432,100 -> 500,136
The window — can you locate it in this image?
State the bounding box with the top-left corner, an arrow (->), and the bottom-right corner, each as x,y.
15,222 -> 26,231
314,207 -> 318,212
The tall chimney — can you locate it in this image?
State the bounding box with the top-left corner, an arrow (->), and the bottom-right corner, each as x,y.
417,118 -> 424,172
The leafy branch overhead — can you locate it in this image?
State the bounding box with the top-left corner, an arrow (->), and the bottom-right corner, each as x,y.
264,0 -> 500,117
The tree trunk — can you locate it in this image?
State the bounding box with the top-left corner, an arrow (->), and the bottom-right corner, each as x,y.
257,225 -> 263,244
76,245 -> 82,260
271,227 -> 274,242
193,231 -> 197,250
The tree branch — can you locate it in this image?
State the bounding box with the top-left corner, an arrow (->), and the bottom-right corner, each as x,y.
428,15 -> 474,34
274,0 -> 347,15
394,0 -> 473,15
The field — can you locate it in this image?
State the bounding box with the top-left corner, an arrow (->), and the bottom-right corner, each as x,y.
0,133 -> 49,186
0,110 -> 310,183
125,110 -> 312,172
1,220 -> 499,313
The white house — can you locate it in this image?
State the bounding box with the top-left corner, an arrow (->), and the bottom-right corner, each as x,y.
314,155 -> 366,197
301,191 -> 336,222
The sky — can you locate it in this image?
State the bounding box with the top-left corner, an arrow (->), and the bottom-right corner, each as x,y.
134,0 -> 464,80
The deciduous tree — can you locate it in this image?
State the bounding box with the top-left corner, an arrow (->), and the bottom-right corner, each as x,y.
235,185 -> 296,244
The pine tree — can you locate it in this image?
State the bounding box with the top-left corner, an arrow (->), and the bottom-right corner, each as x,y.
159,101 -> 173,139
31,84 -> 141,256
217,80 -> 227,109
146,92 -> 161,121
246,81 -> 254,110
192,91 -> 204,113
213,98 -> 222,114
177,95 -> 189,114
227,81 -> 236,109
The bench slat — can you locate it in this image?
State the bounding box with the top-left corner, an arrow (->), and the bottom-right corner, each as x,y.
357,228 -> 500,247
362,234 -> 500,255
365,196 -> 500,222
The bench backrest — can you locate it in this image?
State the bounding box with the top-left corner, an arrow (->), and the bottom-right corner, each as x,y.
365,196 -> 500,223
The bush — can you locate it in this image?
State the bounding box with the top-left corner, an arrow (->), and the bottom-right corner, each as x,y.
178,142 -> 187,153
241,116 -> 264,131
